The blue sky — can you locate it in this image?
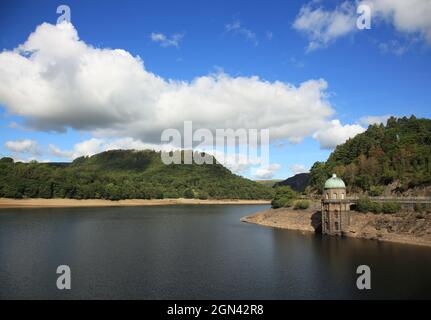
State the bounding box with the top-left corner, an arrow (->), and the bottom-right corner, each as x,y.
0,0 -> 430,179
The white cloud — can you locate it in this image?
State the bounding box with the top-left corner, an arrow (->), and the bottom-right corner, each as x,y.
293,0 -> 431,51
0,22 -> 358,149
313,119 -> 366,149
225,20 -> 258,46
359,114 -> 392,126
288,164 -> 309,175
150,32 -> 184,48
253,163 -> 281,179
5,139 -> 40,155
366,0 -> 431,44
293,1 -> 357,51
378,39 -> 408,55
49,137 -> 177,160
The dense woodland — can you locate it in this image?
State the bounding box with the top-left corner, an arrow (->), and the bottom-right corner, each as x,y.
0,150 -> 274,200
309,116 -> 431,194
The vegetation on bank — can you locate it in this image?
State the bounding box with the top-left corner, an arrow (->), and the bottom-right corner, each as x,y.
0,150 -> 274,200
294,200 -> 310,210
270,186 -> 310,210
309,116 -> 431,194
356,196 -> 401,214
271,186 -> 297,208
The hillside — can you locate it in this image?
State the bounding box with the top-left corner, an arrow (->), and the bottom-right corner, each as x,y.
274,173 -> 311,192
0,150 -> 274,200
310,116 -> 431,195
254,179 -> 283,187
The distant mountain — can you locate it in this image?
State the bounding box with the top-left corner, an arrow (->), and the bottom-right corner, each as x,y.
274,173 -> 311,192
309,116 -> 431,194
254,179 -> 283,187
0,150 -> 274,200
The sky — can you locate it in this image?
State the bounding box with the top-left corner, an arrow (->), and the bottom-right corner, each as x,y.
0,0 -> 430,179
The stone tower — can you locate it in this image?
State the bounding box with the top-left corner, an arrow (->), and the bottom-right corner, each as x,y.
321,174 -> 350,236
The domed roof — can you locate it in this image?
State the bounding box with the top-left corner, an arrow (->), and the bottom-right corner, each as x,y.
324,174 -> 346,189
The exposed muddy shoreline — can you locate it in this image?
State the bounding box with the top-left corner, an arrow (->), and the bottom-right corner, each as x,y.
241,208 -> 431,247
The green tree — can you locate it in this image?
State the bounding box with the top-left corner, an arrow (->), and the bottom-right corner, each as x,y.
294,200 -> 310,210
271,186 -> 297,209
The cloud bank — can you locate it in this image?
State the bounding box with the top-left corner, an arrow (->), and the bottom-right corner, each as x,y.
0,22 -> 365,157
313,119 -> 366,149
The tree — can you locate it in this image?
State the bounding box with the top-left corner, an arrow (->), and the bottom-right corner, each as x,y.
294,200 -> 310,210
183,188 -> 195,199
271,186 -> 297,209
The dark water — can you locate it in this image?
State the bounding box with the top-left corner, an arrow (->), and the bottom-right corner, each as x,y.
0,204 -> 430,299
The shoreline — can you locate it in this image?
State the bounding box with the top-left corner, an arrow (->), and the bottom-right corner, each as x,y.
241,208 -> 431,248
0,198 -> 270,209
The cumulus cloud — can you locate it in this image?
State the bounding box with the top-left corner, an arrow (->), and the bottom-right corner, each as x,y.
5,139 -> 40,155
359,114 -> 392,126
366,0 -> 431,44
49,137 -> 176,160
0,22 -> 354,149
288,164 -> 309,175
225,20 -> 258,46
293,1 -> 357,51
253,163 -> 281,179
313,119 -> 366,149
150,32 -> 184,48
293,0 -> 431,51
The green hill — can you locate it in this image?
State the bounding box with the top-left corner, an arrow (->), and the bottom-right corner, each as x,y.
310,116 -> 431,194
254,179 -> 283,187
0,150 -> 274,200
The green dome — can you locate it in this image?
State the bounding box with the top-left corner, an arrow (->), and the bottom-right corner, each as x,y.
324,174 -> 346,189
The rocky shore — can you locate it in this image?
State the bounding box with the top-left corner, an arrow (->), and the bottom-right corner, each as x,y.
241,207 -> 431,247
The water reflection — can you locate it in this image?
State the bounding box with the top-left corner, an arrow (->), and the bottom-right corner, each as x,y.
0,205 -> 430,299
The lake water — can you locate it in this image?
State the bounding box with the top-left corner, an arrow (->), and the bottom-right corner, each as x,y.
0,204 -> 430,299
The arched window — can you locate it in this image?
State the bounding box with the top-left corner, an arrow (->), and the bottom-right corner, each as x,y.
341,193 -> 345,199
325,193 -> 329,199
333,193 -> 337,199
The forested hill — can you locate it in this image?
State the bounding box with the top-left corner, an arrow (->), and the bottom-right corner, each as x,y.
310,116 -> 431,194
0,150 -> 274,200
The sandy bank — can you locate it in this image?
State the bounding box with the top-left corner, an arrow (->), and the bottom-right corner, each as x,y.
242,208 -> 431,247
0,198 -> 270,209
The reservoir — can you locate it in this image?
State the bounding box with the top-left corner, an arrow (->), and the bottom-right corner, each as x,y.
0,204 -> 430,299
